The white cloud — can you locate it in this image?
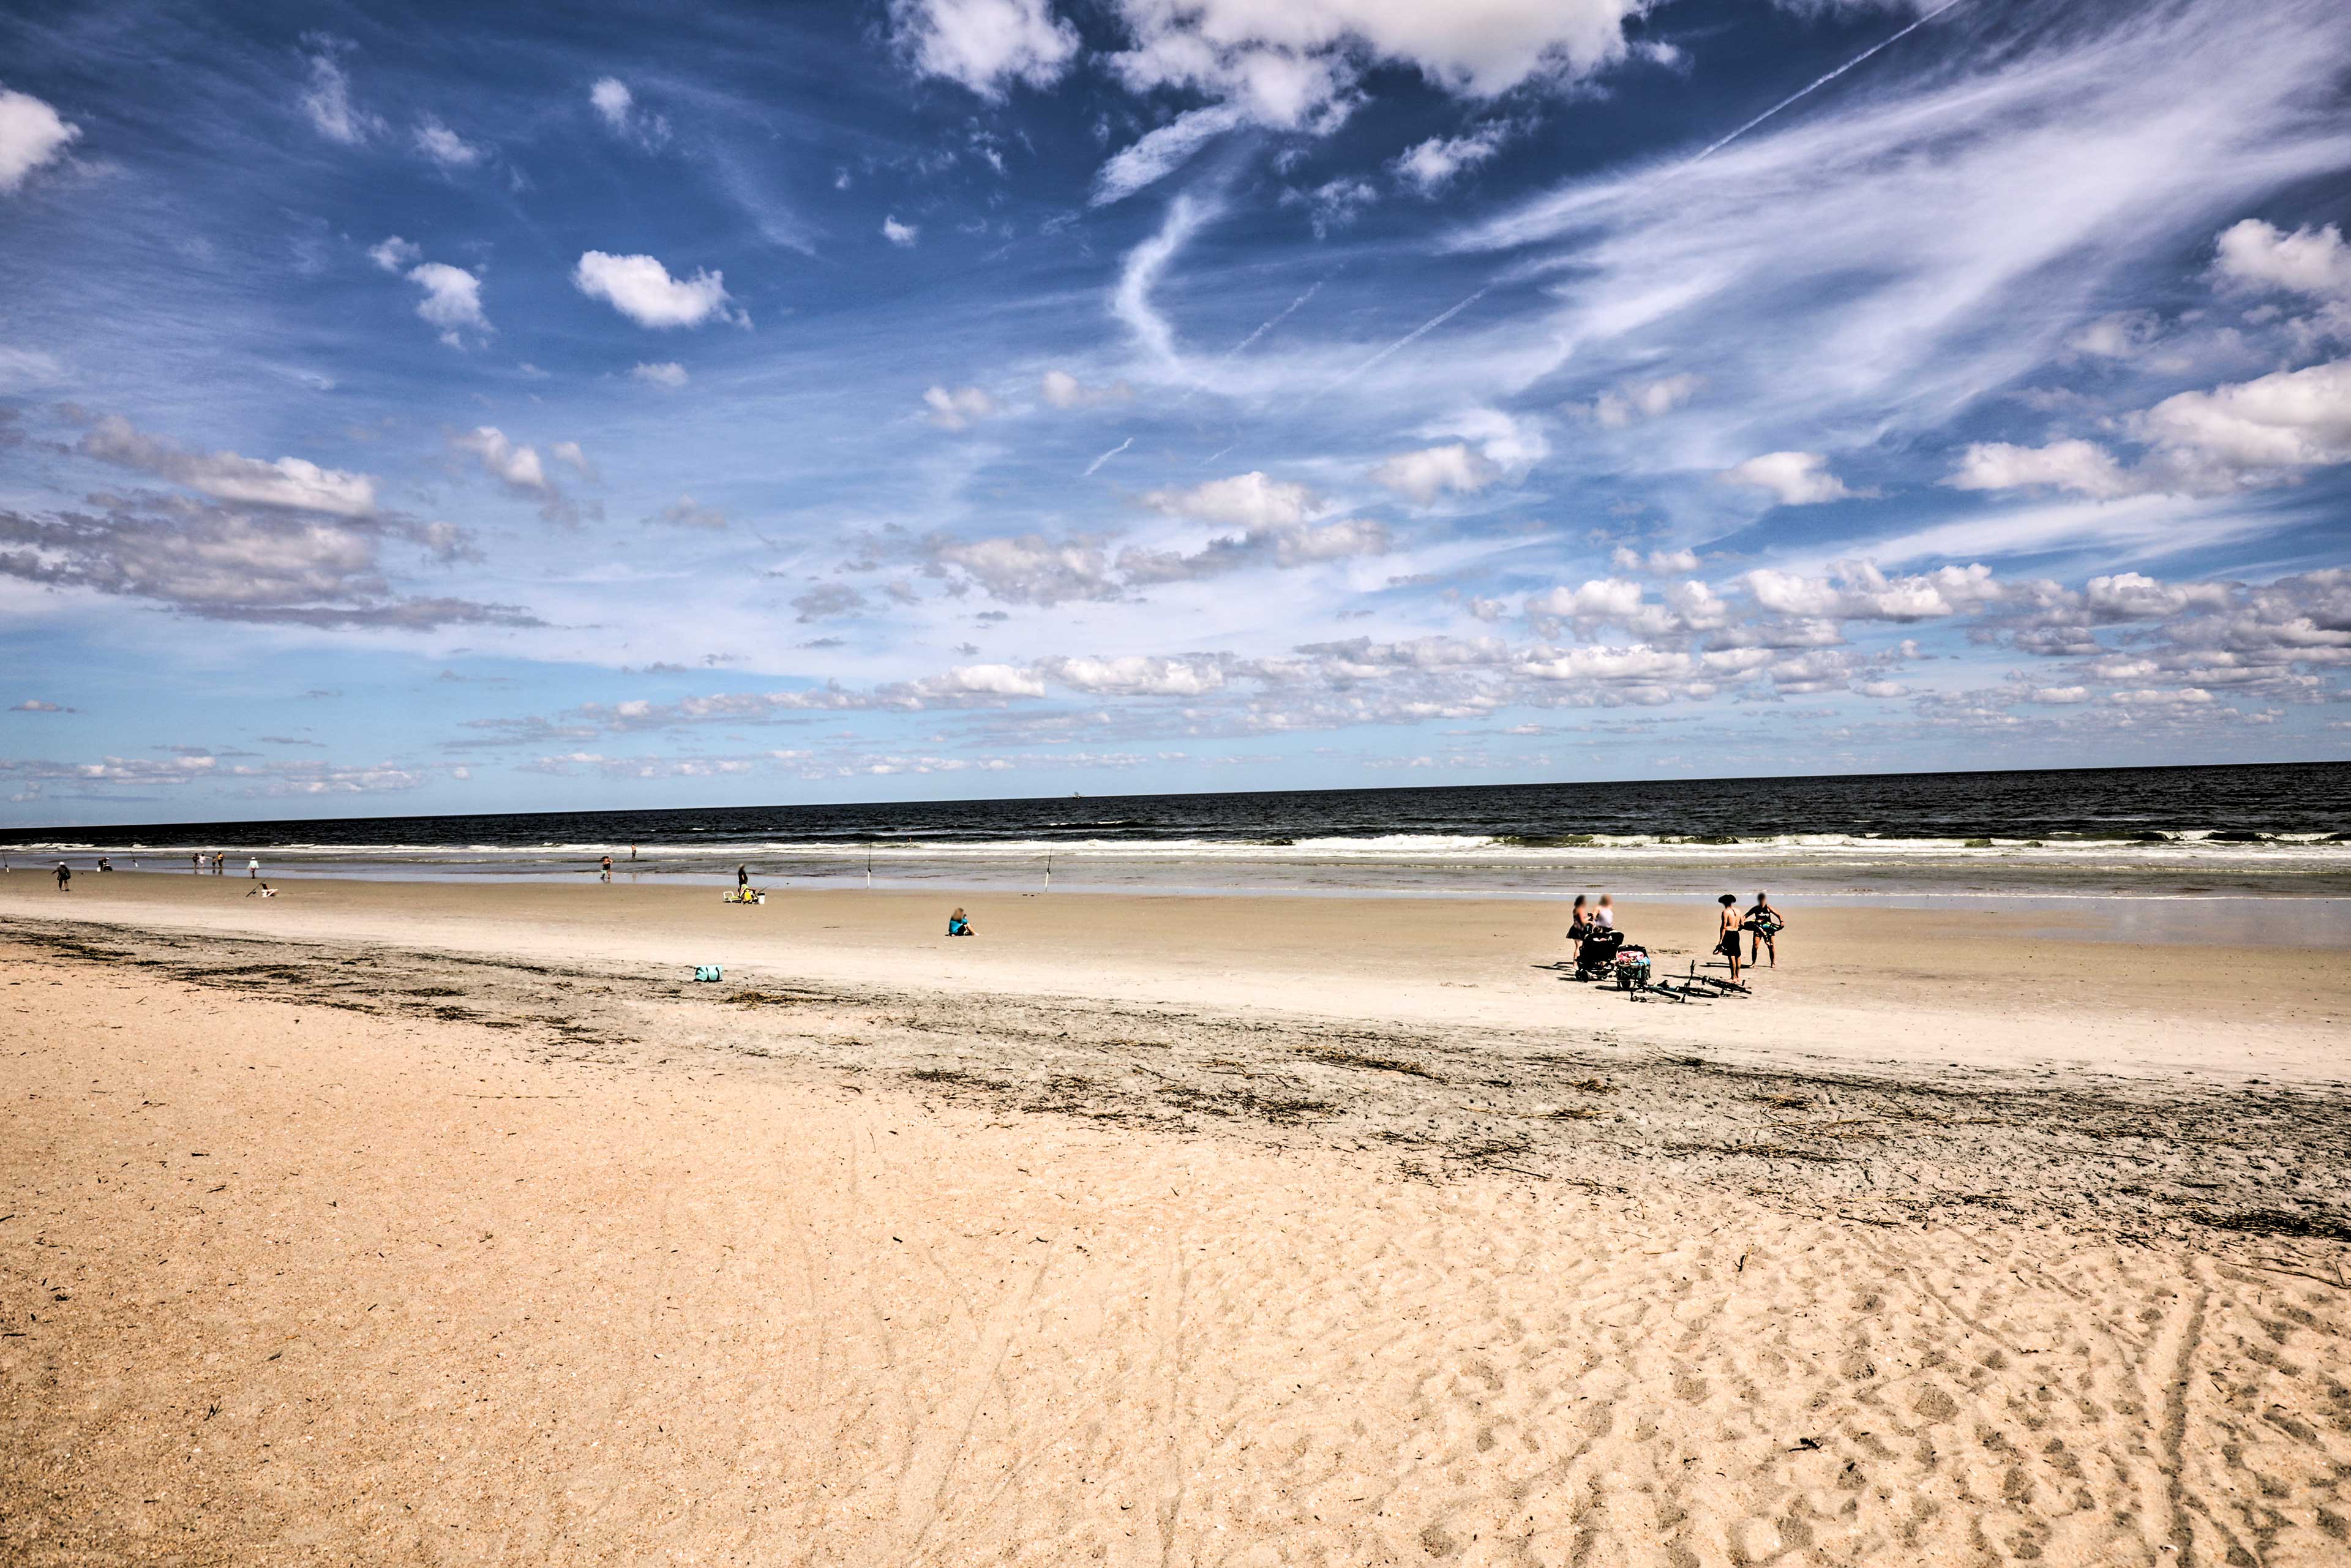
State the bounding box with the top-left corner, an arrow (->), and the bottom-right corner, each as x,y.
2136,356 -> 2351,475
1611,546 -> 1701,574
9,699 -> 72,713
298,43 -> 378,146
1092,104 -> 1247,205
572,250 -> 742,329
1392,122 -> 1513,194
413,116 -> 484,168
1370,443 -> 1496,504
882,215 -> 920,247
453,426 -> 546,491
550,440 -> 593,477
1111,193 -> 1216,362
1142,471 -> 1322,530
590,77 -> 633,130
1104,0 -> 1648,122
890,0 -> 1080,99
589,77 -> 669,148
1291,176 -> 1378,237
1585,372 -> 1701,427
1742,563 -> 2002,623
1945,438 -> 2136,500
1452,1 -> 2351,467
2211,219 -> 2351,304
925,533 -> 1118,604
1041,369 -> 1134,408
2066,310 -> 2162,360
0,88 -> 80,193
1043,656 -> 1226,697
367,235 -> 421,273
1949,359 -> 2351,498
923,384 -> 998,430
78,414 -> 378,516
631,361 -> 689,388
404,261 -> 490,346
1719,451 -> 1857,505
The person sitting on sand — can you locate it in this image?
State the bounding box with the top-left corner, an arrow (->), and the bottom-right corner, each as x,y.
1745,891 -> 1785,969
1714,893 -> 1743,981
947,907 -> 974,937
246,881 -> 277,899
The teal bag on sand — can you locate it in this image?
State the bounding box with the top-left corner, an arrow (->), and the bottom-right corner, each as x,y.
694,964 -> 724,982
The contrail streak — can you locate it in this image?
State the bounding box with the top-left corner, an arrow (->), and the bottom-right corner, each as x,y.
1327,286 -> 1490,390
1082,436 -> 1132,476
1687,0 -> 1971,166
1323,1 -> 1966,393
1224,279 -> 1324,361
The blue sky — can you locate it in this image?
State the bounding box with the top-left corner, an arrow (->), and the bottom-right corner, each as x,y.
2,0 -> 2347,827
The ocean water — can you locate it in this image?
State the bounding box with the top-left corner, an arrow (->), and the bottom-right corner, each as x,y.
5,762 -> 2347,902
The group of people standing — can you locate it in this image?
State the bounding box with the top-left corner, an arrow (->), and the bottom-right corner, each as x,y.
186,852 -> 259,876
1565,891 -> 1788,985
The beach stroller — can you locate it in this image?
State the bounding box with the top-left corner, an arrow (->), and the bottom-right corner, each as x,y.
1573,926 -> 1625,981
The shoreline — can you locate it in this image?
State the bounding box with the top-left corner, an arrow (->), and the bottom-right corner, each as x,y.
4,871 -> 2345,1081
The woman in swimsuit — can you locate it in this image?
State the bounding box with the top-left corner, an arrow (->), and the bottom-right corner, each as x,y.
1715,893 -> 1742,981
1745,892 -> 1783,968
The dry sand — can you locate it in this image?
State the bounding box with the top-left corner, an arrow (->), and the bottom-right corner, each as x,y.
4,877 -> 2349,1564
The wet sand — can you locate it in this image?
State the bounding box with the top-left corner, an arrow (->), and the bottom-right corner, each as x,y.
4,877 -> 2349,1563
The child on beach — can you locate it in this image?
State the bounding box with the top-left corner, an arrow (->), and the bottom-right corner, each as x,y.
1715,894 -> 1742,981
246,882 -> 277,898
947,908 -> 974,937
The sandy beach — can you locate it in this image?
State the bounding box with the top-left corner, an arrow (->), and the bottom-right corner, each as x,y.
5,875 -> 2349,1563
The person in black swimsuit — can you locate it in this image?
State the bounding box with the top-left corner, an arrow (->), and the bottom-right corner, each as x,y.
1745,892 -> 1784,968
1714,893 -> 1742,981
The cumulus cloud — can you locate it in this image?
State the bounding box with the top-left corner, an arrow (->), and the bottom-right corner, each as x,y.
1142,471 -> 1322,530
2066,310 -> 2163,360
631,360 -> 689,388
413,116 -> 484,168
573,250 -> 743,329
882,216 -> 919,247
1042,655 -> 1227,697
889,0 -> 1080,99
1744,562 -> 2003,623
403,261 -> 490,347
1949,359 -> 2351,498
1041,369 -> 1134,408
77,415 -> 378,516
924,532 -> 1119,604
590,77 -> 669,146
1944,437 -> 2137,500
1719,451 -> 1858,505
298,40 -> 379,145
1392,122 -> 1515,194
1371,443 -> 1496,503
1289,176 -> 1379,238
0,88 -> 81,193
1584,373 -> 1703,427
451,427 -> 585,524
923,384 -> 999,430
367,235 -> 422,272
2211,219 -> 2351,305
0,497 -> 520,629
1611,546 -> 1701,574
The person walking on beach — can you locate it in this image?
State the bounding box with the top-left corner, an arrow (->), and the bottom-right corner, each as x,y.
599,854 -> 613,882
54,862 -> 71,892
247,856 -> 260,879
192,852 -> 203,873
737,864 -> 750,891
1745,891 -> 1785,969
1714,894 -> 1743,981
